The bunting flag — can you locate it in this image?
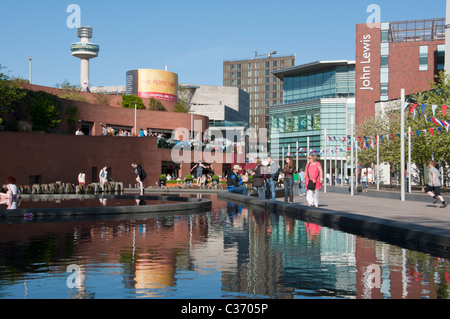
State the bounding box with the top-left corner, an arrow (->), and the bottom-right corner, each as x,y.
408,103 -> 418,117
429,128 -> 434,136
432,105 -> 438,117
443,105 -> 448,118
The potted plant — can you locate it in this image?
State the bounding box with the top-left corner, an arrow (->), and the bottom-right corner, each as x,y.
160,174 -> 167,187
211,175 -> 219,186
185,174 -> 193,187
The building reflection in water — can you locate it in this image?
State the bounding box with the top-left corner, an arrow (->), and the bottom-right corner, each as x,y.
0,195 -> 449,299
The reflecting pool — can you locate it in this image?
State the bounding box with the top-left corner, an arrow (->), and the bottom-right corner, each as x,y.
0,194 -> 449,299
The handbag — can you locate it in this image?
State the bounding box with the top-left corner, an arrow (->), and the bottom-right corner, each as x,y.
306,164 -> 319,191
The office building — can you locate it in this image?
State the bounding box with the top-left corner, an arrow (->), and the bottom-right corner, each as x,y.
270,60 -> 355,170
223,53 -> 296,136
355,18 -> 445,125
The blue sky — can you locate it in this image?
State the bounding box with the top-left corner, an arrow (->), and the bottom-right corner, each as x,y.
0,0 -> 446,88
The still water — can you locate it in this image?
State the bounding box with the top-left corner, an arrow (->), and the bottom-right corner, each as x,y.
0,194 -> 449,299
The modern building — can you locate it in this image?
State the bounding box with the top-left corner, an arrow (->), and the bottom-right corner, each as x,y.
355,18 -> 445,125
180,84 -> 249,126
71,26 -> 100,91
223,53 -> 296,138
270,60 -> 355,171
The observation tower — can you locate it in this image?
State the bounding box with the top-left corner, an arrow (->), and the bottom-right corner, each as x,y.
70,26 -> 99,91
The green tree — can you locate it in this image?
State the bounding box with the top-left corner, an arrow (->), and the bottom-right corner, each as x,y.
356,108 -> 401,169
27,90 -> 62,131
122,94 -> 145,109
148,97 -> 167,111
175,100 -> 189,113
0,64 -> 27,115
409,71 -> 450,187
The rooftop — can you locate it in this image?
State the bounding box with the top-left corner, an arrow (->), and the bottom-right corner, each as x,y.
272,60 -> 355,80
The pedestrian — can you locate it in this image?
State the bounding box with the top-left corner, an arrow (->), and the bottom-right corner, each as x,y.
99,165 -> 108,187
299,168 -> 305,196
227,165 -> 248,196
426,161 -> 447,208
249,158 -> 265,198
303,154 -> 323,208
0,176 -> 21,200
78,169 -> 86,192
362,172 -> 368,192
131,161 -> 147,195
282,156 -> 295,203
191,161 -> 207,187
265,156 -> 278,201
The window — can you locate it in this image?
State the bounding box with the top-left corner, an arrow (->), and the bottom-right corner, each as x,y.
437,44 -> 445,71
419,45 -> 429,71
381,56 -> 389,68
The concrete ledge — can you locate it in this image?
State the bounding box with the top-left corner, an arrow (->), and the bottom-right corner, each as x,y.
218,191 -> 450,256
0,194 -> 211,220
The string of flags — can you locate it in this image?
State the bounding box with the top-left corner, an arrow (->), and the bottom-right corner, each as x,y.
283,103 -> 450,156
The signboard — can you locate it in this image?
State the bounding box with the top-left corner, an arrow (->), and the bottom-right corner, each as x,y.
126,69 -> 178,102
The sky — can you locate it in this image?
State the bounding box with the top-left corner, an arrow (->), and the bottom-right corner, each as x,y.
0,0 -> 446,88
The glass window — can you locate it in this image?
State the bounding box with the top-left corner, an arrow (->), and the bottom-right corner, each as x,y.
419,45 -> 429,71
381,56 -> 389,68
437,44 -> 445,71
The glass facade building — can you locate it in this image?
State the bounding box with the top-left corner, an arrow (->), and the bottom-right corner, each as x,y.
270,61 -> 355,168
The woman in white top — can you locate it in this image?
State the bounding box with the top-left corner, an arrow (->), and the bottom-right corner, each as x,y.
0,176 -> 21,200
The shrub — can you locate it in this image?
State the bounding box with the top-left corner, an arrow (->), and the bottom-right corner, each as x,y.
122,94 -> 145,109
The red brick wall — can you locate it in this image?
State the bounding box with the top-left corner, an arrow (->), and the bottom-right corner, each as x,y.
0,132 -> 231,187
388,40 -> 443,99
355,23 -> 381,125
356,23 -> 444,126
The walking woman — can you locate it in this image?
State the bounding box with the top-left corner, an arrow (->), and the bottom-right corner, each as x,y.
303,154 -> 323,208
282,156 -> 295,203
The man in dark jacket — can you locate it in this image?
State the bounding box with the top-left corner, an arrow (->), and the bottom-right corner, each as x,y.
131,161 -> 146,195
227,165 -> 248,196
249,159 -> 265,198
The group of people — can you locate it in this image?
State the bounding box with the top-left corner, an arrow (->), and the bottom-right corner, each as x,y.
77,162 -> 147,196
227,154 -> 324,208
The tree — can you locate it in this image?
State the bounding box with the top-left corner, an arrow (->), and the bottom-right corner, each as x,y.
356,108 -> 401,169
148,97 -> 167,112
27,90 -> 62,132
409,71 -> 450,188
175,100 -> 189,113
0,64 -> 27,115
122,94 -> 145,109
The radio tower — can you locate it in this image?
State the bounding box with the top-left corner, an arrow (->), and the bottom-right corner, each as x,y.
70,26 -> 99,91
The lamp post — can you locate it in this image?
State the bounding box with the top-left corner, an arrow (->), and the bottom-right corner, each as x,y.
27,56 -> 34,84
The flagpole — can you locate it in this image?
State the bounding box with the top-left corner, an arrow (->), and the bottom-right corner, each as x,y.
377,135 -> 380,191
408,126 -> 412,193
307,137 -> 310,160
351,115 -> 354,196
401,88 -> 406,202
324,128 -> 327,194
296,141 -> 299,173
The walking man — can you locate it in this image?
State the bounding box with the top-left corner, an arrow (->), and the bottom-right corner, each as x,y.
426,161 -> 447,208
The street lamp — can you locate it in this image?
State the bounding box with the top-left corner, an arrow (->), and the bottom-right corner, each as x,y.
27,56 -> 34,84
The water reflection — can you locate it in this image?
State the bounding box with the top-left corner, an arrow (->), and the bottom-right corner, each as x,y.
0,195 -> 449,299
